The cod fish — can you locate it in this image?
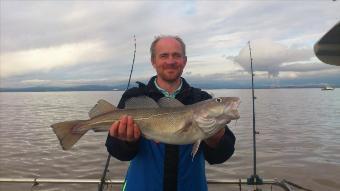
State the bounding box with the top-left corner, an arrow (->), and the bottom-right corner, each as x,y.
51,96 -> 240,155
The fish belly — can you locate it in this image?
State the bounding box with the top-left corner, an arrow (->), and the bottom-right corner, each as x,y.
136,111 -> 203,144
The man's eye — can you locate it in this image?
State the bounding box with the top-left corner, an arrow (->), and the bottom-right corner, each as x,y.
173,53 -> 181,58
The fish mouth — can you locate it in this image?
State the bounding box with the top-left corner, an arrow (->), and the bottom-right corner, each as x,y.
232,99 -> 241,110
223,99 -> 241,118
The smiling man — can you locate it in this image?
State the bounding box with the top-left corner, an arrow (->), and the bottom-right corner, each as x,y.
105,35 -> 236,191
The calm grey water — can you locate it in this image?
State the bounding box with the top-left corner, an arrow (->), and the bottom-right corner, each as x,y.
0,89 -> 339,191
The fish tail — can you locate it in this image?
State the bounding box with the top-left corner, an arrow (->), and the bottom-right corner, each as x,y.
51,120 -> 87,150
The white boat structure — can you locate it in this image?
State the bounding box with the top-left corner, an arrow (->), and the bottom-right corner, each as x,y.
321,85 -> 335,90
314,21 -> 340,66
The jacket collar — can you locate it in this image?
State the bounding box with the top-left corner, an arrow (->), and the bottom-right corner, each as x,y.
145,76 -> 192,100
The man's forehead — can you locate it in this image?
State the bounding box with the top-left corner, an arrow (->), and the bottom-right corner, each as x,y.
155,38 -> 183,52
156,38 -> 181,45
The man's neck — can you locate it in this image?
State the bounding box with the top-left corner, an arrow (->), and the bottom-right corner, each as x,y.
155,77 -> 181,94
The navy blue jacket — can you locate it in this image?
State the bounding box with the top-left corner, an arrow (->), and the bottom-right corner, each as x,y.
106,76 -> 235,191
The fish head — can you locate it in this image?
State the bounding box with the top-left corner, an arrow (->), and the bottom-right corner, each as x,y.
193,97 -> 240,136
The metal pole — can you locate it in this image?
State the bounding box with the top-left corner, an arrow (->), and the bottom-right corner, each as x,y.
0,178 -> 124,184
0,177 -> 296,190
0,178 -> 279,185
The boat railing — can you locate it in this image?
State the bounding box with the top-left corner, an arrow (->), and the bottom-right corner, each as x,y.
0,177 -> 313,191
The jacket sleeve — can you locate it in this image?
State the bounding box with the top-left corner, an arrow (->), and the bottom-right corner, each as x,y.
202,126 -> 236,164
105,135 -> 139,161
105,89 -> 140,161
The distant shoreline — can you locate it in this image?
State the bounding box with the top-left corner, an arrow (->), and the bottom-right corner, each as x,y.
0,86 -> 336,92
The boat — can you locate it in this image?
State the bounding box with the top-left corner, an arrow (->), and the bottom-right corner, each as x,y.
321,85 -> 335,90
314,21 -> 340,66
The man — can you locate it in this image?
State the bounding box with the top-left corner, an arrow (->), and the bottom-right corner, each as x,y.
106,35 -> 235,191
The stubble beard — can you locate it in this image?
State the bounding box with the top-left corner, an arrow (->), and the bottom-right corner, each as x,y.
159,69 -> 183,83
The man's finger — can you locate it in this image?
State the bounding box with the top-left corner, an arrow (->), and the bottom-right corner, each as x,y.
109,121 -> 119,137
118,115 -> 128,139
126,116 -> 134,141
133,124 -> 141,140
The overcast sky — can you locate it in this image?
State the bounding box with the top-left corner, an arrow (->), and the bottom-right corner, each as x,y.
1,0 -> 340,88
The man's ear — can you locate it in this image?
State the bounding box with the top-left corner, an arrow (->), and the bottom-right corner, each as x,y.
151,57 -> 156,68
184,56 -> 187,67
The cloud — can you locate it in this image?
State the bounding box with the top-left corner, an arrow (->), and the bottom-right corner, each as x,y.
1,40 -> 110,78
20,79 -> 51,86
280,61 -> 336,72
0,1 -> 147,52
231,39 -> 314,77
1,1 -> 340,88
36,78 -> 114,87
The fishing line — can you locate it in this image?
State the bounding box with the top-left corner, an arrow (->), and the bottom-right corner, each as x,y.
98,35 -> 137,191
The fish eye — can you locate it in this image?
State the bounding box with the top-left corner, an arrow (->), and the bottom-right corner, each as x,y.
215,98 -> 222,103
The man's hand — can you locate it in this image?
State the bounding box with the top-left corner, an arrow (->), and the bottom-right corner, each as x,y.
204,128 -> 225,148
109,115 -> 141,142
204,120 -> 230,148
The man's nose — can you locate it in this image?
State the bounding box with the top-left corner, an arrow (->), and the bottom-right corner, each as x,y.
165,56 -> 177,64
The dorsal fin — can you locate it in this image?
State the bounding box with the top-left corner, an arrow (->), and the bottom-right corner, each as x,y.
157,97 -> 184,108
125,96 -> 159,109
89,99 -> 116,118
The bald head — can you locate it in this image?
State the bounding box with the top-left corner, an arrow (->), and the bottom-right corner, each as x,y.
150,35 -> 186,61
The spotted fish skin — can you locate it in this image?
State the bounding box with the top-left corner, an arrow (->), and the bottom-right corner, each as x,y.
51,96 -> 240,151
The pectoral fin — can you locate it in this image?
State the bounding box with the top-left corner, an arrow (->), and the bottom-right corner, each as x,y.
195,116 -> 216,134
174,120 -> 192,135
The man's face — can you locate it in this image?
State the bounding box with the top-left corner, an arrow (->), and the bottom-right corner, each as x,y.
151,38 -> 187,82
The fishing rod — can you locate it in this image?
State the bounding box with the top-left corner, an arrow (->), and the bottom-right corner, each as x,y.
247,41 -> 263,190
98,35 -> 137,191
